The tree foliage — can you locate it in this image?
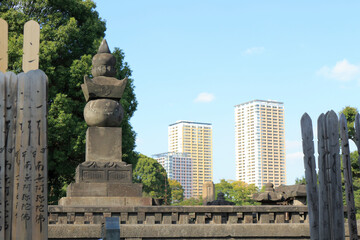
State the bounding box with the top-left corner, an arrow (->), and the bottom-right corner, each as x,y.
168,179 -> 184,204
340,106 -> 358,141
0,0 -> 138,204
215,179 -> 258,205
295,176 -> 306,184
133,154 -> 171,204
346,151 -> 360,218
173,197 -> 203,206
339,106 -> 360,217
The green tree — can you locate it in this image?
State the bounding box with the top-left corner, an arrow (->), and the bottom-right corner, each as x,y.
215,179 -> 258,205
340,106 -> 358,141
114,49 -> 138,167
346,151 -> 360,218
295,176 -> 306,184
340,107 -> 360,217
174,197 -> 203,206
168,179 -> 184,204
133,154 -> 171,204
0,0 -> 138,204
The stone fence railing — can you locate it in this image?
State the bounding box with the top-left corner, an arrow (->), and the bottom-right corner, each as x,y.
47,205 -> 315,239
48,205 -> 309,225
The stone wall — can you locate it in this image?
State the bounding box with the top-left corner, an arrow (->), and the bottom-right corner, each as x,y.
48,205 -> 360,239
48,205 -> 314,239
48,205 -> 309,225
49,224 -> 312,240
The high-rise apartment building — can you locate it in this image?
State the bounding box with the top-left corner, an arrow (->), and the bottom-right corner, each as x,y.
168,121 -> 213,197
152,152 -> 193,199
234,100 -> 286,189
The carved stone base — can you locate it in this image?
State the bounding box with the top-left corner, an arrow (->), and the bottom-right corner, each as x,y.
58,196 -> 152,206
75,161 -> 132,183
66,182 -> 143,197
61,160 -> 152,206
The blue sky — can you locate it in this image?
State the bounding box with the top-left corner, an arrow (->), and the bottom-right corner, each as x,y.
94,1 -> 360,185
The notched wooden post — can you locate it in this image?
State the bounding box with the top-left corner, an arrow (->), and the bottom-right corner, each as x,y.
22,20 -> 40,73
5,71 -> 17,240
0,18 -> 8,73
300,113 -> 319,240
325,110 -> 344,239
11,73 -> 25,240
0,19 -> 47,240
317,113 -> 330,240
340,114 -> 358,240
355,113 -> 360,167
0,72 -> 6,239
29,70 -> 48,239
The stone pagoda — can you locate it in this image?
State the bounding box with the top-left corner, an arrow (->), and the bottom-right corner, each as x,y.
59,40 -> 152,206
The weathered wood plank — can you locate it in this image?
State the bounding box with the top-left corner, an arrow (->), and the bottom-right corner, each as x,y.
355,114 -> 360,169
300,113 -> 319,240
4,71 -> 17,240
11,73 -> 25,239
340,114 -> 358,240
325,110 -> 345,239
22,20 -> 40,73
317,114 -> 330,240
0,19 -> 8,73
0,72 -> 6,240
15,71 -> 34,239
29,70 -> 48,239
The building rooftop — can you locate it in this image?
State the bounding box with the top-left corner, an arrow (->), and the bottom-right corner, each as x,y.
169,120 -> 212,127
152,152 -> 191,158
234,99 -> 284,108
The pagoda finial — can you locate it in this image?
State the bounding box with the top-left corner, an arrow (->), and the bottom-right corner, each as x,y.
98,39 -> 111,54
91,39 -> 116,77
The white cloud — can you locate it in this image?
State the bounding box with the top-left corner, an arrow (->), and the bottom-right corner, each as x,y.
194,92 -> 215,103
317,59 -> 360,82
243,46 -> 264,55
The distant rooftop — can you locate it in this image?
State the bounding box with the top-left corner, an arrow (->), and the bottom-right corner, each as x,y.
152,152 -> 191,158
234,99 -> 283,108
169,120 -> 212,127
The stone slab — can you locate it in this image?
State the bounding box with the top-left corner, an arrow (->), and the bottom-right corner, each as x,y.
202,181 -> 215,205
58,197 -> 152,207
86,127 -> 122,162
48,224 -> 101,239
66,182 -> 143,197
47,222 -> 360,239
47,224 -> 310,239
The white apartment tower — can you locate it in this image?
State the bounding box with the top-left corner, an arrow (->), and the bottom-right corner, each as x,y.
234,100 -> 286,189
168,121 -> 213,197
152,152 -> 193,199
